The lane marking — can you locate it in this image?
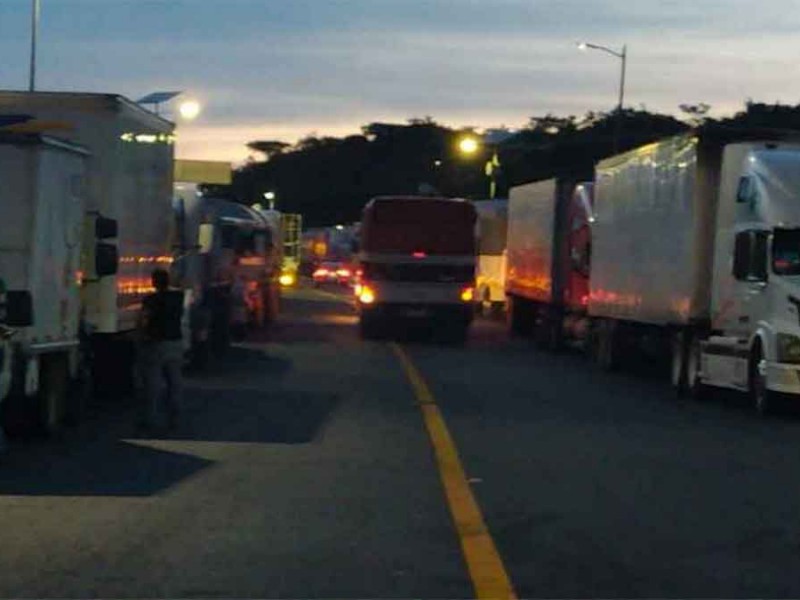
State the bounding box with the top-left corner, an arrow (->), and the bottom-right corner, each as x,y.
391,343 -> 517,600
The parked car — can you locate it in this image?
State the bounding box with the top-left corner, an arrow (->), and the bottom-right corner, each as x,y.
313,261 -> 354,286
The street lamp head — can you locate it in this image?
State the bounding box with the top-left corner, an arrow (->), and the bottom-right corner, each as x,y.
178,99 -> 201,120
458,136 -> 480,156
263,191 -> 276,201
577,42 -> 588,51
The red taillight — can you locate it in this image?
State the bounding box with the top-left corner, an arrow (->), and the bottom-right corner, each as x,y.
314,268 -> 329,278
337,269 -> 351,278
581,294 -> 589,306
412,251 -> 427,259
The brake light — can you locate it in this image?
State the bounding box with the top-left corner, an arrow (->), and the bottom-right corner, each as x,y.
412,251 -> 426,259
337,269 -> 351,277
313,268 -> 329,277
460,287 -> 474,302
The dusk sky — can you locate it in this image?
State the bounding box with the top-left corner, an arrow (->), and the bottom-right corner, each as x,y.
1,0 -> 798,163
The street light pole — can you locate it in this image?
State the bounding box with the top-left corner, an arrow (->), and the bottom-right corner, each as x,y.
29,0 -> 40,92
578,41 -> 627,152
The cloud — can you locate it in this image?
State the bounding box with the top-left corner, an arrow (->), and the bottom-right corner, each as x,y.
1,0 -> 799,161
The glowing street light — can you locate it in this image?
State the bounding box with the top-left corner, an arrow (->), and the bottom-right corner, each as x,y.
577,40 -> 627,151
178,99 -> 201,121
263,191 -> 276,210
456,134 -> 502,199
458,136 -> 480,155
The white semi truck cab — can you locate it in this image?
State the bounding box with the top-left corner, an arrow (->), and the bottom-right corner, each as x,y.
698,143 -> 800,411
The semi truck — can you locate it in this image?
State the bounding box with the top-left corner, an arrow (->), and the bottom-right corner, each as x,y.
505,178 -> 594,349
356,196 -> 476,341
173,178 -> 281,363
473,199 -> 509,317
588,129 -> 800,412
0,91 -> 174,433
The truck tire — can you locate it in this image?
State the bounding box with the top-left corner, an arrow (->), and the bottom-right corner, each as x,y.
38,354 -> 69,436
591,319 -> 619,372
672,330 -> 706,399
671,330 -> 690,396
535,309 -> 562,352
687,339 -> 707,401
749,344 -> 775,416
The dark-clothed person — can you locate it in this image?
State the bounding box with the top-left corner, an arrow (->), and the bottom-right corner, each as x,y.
138,269 -> 184,430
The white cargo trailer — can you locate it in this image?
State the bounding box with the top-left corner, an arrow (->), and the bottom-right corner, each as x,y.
0,133 -> 115,433
0,91 -> 174,430
589,130 -> 800,412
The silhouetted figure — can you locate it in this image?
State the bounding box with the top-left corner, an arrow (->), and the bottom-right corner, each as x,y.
138,269 -> 184,431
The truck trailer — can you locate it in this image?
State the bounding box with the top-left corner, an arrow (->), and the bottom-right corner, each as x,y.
505,177 -> 594,348
0,91 -> 174,432
356,196 -> 476,341
589,130 -> 800,412
0,133 -> 117,433
173,182 -> 281,363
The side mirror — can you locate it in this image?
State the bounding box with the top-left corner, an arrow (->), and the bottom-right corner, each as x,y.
95,216 -> 118,239
95,242 -> 119,277
198,223 -> 215,254
4,290 -> 34,327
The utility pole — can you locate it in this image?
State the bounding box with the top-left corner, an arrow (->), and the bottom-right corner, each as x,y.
29,0 -> 40,91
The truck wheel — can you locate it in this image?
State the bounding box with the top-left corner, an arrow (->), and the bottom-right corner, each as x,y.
592,320 -> 619,372
687,339 -> 707,401
535,310 -> 562,352
38,355 -> 69,436
671,331 -> 690,396
749,345 -> 774,416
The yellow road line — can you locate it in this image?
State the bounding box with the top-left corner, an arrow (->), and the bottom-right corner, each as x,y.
391,343 -> 517,600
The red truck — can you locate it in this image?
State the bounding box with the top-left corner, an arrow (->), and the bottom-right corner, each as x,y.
506,178 -> 594,349
356,196 -> 477,341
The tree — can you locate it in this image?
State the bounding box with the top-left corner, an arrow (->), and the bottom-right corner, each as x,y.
246,140 -> 290,161
679,103 -> 711,127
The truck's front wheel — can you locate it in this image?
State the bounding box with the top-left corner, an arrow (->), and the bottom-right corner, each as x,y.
750,345 -> 775,416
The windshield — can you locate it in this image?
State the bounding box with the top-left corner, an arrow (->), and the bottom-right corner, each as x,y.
773,228 -> 800,275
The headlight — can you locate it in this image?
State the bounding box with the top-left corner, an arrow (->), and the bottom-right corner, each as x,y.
777,333 -> 800,363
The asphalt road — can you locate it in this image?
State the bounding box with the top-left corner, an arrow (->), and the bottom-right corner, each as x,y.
2,284 -> 800,598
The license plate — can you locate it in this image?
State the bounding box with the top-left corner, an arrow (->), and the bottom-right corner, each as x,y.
404,308 -> 430,318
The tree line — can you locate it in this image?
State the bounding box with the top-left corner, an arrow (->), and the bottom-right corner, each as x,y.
227,102 -> 800,227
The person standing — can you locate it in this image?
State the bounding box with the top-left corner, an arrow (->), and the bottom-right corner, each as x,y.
138,268 -> 185,431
